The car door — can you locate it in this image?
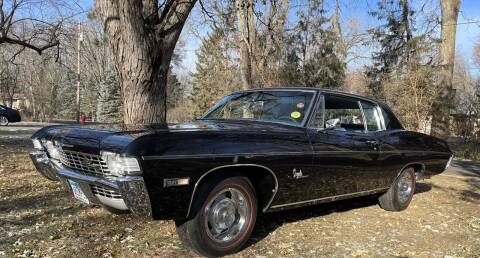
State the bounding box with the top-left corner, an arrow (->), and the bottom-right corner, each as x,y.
307,94 -> 383,199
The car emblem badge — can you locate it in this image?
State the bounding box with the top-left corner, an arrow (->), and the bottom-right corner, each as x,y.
292,168 -> 308,179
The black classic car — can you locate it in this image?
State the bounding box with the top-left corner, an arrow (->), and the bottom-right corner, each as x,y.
30,88 -> 453,257
0,105 -> 21,126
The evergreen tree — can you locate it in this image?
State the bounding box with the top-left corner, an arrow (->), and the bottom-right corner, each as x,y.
57,69 -> 77,119
191,27 -> 240,117
96,68 -> 122,123
366,0 -> 417,98
281,0 -> 345,88
166,68 -> 185,109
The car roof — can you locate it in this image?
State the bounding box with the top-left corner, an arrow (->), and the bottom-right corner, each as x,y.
234,87 -> 382,104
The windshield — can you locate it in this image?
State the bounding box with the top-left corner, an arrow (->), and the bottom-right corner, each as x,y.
202,90 -> 315,126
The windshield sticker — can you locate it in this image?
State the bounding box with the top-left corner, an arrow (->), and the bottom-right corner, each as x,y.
296,102 -> 305,109
291,111 -> 302,119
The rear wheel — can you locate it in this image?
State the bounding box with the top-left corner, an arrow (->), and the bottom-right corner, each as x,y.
0,116 -> 8,126
378,167 -> 416,211
175,176 -> 257,257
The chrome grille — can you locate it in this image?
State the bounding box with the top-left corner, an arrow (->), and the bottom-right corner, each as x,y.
90,185 -> 122,199
59,150 -> 113,178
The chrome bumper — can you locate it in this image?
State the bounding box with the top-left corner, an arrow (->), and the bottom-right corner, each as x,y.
29,150 -> 153,218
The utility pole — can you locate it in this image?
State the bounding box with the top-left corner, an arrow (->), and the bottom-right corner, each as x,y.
76,22 -> 83,123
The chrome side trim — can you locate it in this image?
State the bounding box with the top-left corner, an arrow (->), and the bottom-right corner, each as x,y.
142,150 -> 450,160
186,164 -> 278,218
142,152 -> 308,160
269,187 -> 389,210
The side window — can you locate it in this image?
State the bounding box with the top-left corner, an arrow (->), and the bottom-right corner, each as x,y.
323,95 -> 364,132
361,101 -> 382,132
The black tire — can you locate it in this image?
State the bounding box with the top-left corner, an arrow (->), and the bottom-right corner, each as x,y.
0,116 -> 9,126
175,176 -> 257,257
378,167 -> 416,211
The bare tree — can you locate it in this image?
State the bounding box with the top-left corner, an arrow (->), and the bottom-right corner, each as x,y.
430,0 -> 461,137
235,0 -> 253,89
95,0 -> 196,128
0,0 -> 73,56
0,58 -> 19,107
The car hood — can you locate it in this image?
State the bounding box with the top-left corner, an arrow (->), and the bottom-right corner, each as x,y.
31,120 -> 301,155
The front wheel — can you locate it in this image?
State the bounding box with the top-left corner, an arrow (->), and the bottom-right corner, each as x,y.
0,116 -> 9,126
176,176 -> 257,257
378,167 -> 416,211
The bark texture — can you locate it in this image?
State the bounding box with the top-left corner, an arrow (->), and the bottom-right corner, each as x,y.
96,0 -> 196,128
236,0 -> 253,90
430,0 -> 461,137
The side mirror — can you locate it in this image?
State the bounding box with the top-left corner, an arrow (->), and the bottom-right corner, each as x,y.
325,118 -> 340,129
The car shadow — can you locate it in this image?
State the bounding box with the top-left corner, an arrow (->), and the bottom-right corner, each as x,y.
430,177 -> 479,204
415,182 -> 432,194
246,184 -> 432,248
450,160 -> 480,177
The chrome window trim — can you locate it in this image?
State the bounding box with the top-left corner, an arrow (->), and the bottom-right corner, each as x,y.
357,100 -> 368,132
376,105 -> 387,130
358,100 -> 385,132
307,94 -> 325,129
186,164 -> 278,218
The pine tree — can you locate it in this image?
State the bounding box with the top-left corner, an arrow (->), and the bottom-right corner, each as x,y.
366,0 -> 417,98
281,0 -> 345,88
96,68 -> 122,123
191,28 -> 240,117
57,69 -> 77,119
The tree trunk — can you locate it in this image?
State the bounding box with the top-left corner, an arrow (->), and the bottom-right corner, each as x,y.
236,0 -> 253,90
401,0 -> 412,61
430,0 -> 461,137
96,0 -> 196,129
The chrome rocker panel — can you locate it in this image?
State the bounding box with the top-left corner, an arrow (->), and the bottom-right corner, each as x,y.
29,149 -> 153,218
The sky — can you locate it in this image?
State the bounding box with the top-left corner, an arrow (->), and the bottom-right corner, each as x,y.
75,0 -> 480,76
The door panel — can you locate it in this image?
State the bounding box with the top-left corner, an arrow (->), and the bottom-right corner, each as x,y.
309,129 -> 381,198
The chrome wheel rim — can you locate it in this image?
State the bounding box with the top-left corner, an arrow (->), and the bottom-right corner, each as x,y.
205,188 -> 249,243
0,116 -> 8,126
397,171 -> 414,203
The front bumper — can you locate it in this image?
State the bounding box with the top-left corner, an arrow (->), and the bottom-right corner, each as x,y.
29,150 -> 152,218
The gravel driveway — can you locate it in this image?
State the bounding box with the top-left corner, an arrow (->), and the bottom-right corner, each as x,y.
0,124 -> 479,257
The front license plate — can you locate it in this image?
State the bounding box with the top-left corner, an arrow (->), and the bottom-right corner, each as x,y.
68,180 -> 90,204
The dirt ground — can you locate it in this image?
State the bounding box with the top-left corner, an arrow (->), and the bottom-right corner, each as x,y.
0,137 -> 479,258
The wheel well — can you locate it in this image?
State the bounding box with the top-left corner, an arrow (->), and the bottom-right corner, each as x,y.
403,163 -> 425,180
186,165 -> 277,218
